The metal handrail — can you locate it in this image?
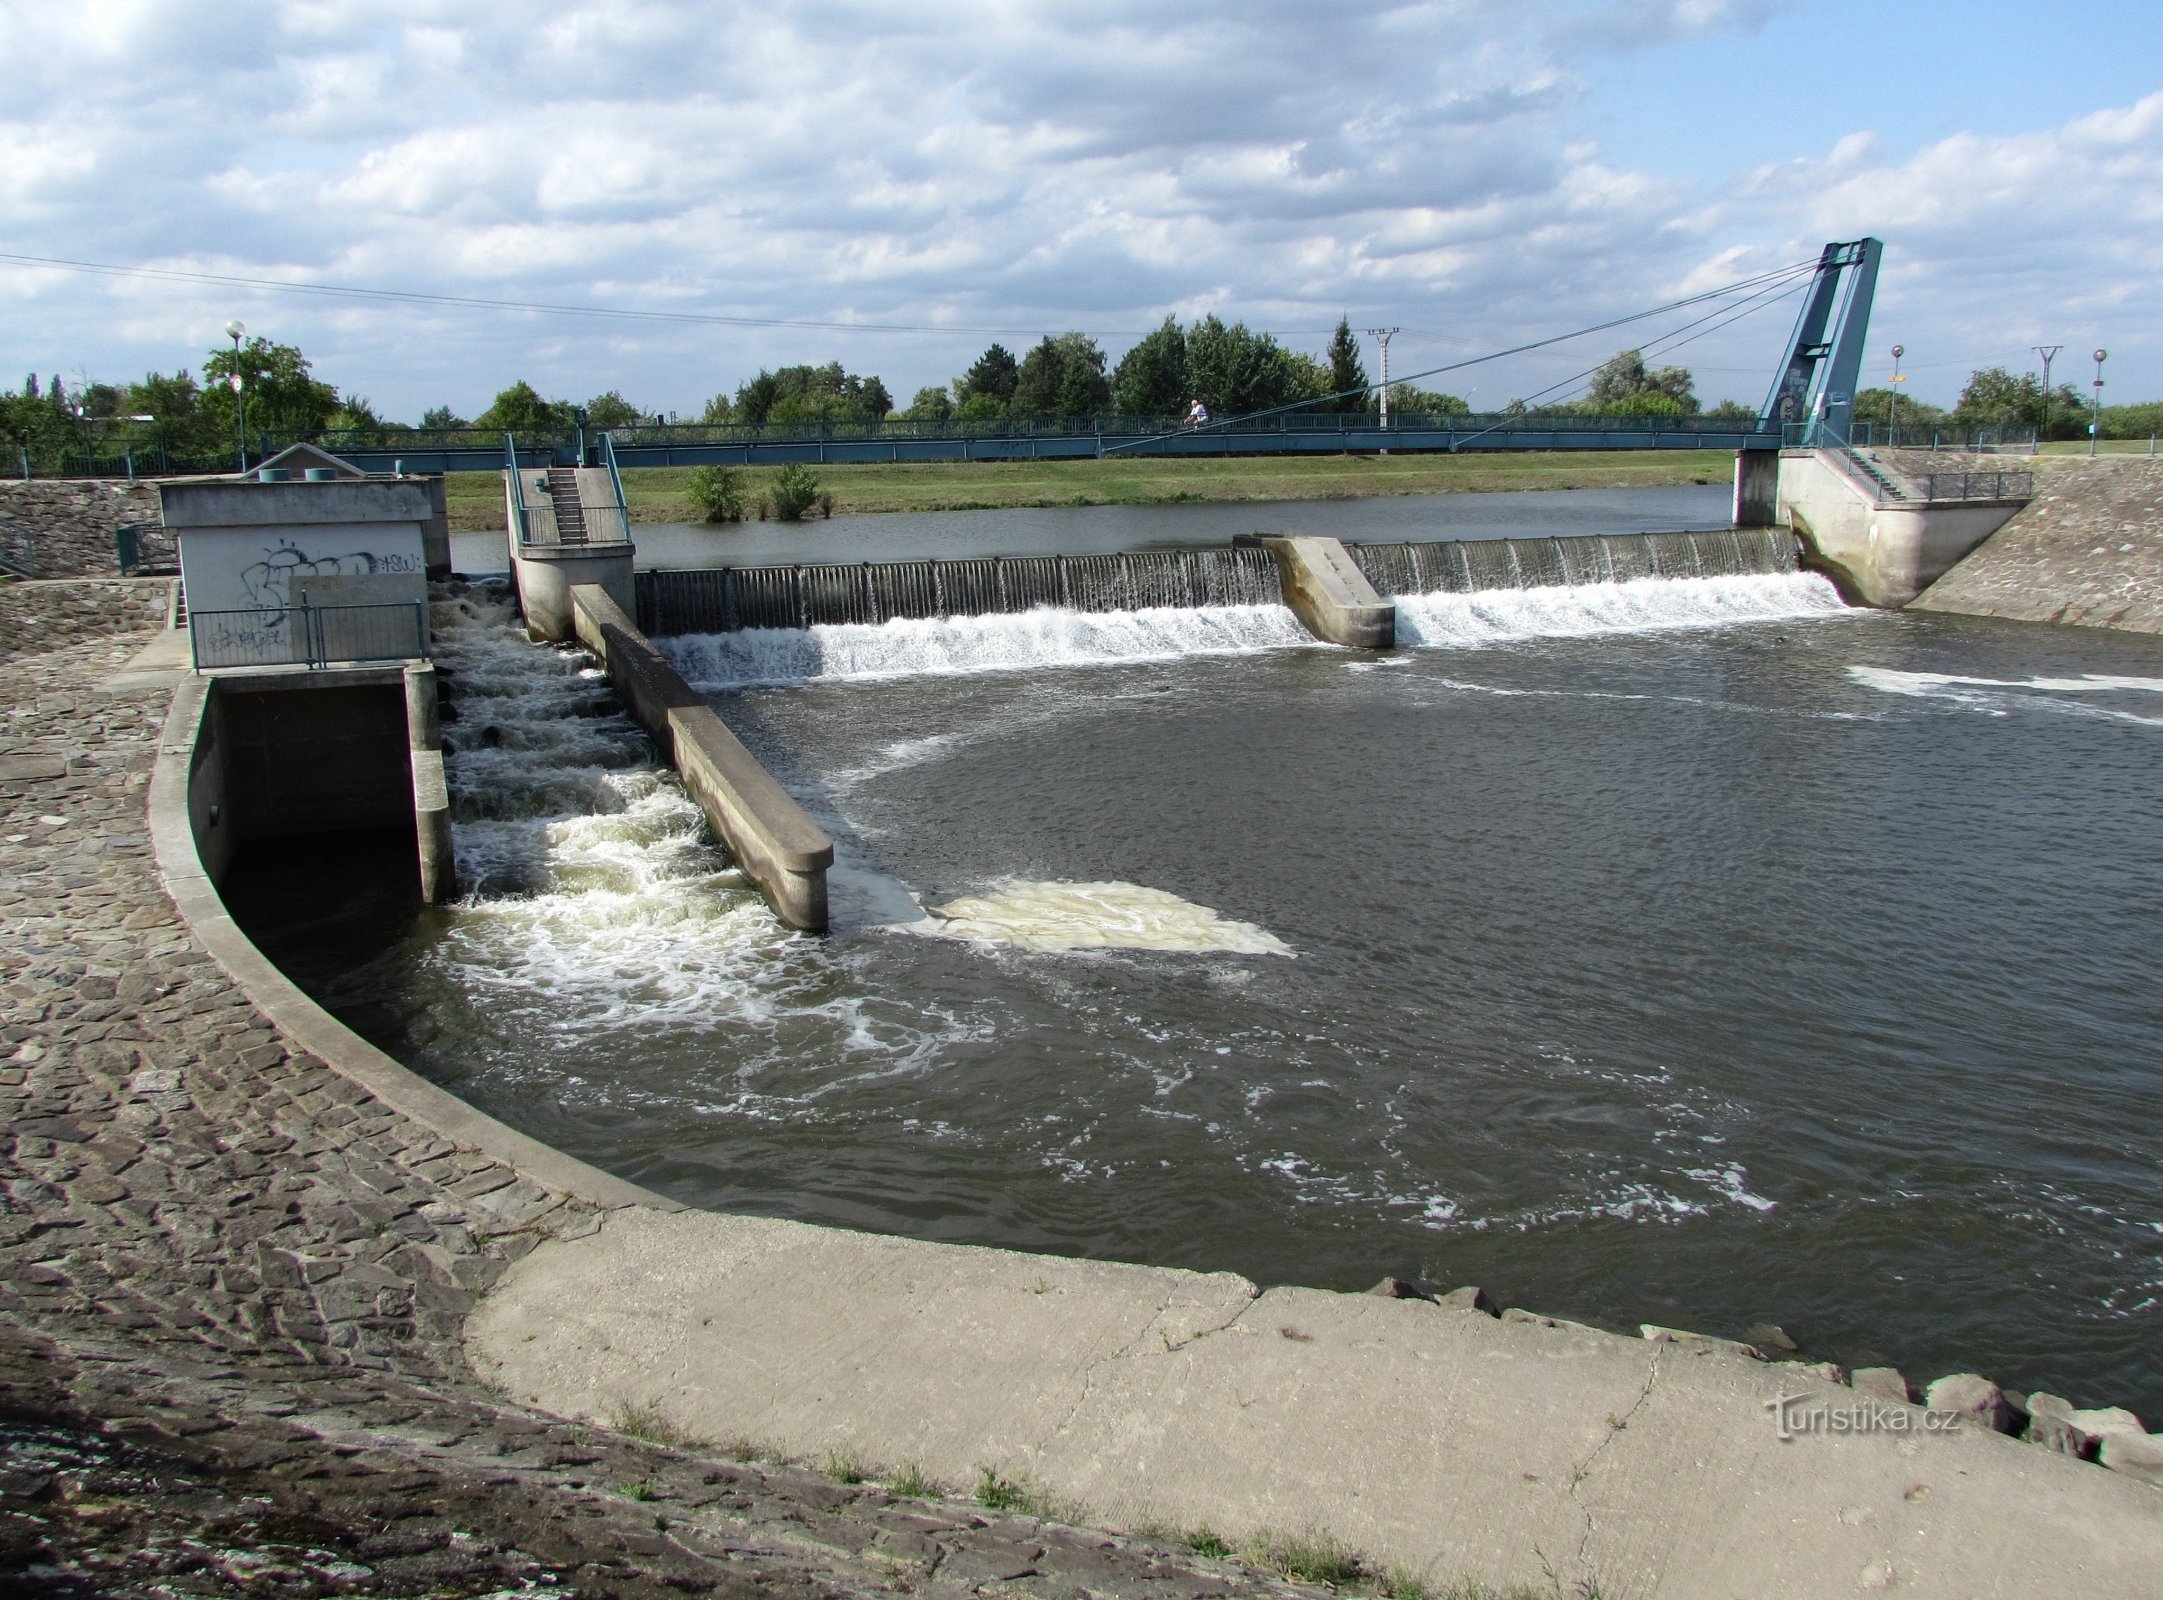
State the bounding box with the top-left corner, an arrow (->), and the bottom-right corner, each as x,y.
188,601 -> 429,670
503,432 -> 530,543
601,431 -> 632,530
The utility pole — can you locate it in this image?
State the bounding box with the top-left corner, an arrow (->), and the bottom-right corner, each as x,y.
1366,328 -> 1399,428
2090,348 -> 2107,457
2034,345 -> 2062,442
1888,345 -> 1905,442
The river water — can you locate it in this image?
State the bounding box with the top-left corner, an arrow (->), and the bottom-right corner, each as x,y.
236,487 -> 2163,1418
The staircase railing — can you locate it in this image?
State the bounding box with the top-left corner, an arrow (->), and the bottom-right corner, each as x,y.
504,432 -> 531,545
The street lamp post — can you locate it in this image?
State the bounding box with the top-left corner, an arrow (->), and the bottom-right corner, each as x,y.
1888,345 -> 1905,442
224,320 -> 247,472
2090,348 -> 2108,457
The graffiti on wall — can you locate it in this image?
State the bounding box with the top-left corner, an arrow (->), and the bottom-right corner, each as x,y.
241,540 -> 423,610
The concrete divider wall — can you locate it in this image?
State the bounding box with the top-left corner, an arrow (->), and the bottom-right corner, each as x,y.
1259,535 -> 1395,648
1778,449 -> 2022,607
568,582 -> 833,931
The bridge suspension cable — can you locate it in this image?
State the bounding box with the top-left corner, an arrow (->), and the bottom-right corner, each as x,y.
1101,256 -> 1823,454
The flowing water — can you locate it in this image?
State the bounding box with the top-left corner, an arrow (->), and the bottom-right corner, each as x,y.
231,509 -> 2163,1419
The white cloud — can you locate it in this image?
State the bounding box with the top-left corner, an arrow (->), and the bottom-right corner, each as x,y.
0,0 -> 2153,415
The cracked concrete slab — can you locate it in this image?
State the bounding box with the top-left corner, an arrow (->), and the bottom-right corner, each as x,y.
471,1209 -> 2163,1597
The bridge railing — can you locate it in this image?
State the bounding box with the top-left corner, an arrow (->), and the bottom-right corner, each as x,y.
263,410 -> 1779,457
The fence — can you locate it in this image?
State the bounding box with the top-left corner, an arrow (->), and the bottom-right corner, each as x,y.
1917,471 -> 2034,502
187,602 -> 429,670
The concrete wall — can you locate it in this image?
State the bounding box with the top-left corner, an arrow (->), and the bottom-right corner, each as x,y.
514,542 -> 636,643
568,583 -> 833,931
161,476 -> 433,632
1260,535 -> 1394,647
1733,450 -> 1779,527
1777,450 -> 2021,607
181,664 -> 452,903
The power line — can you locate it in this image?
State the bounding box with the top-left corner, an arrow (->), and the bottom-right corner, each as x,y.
1104,257 -> 1821,453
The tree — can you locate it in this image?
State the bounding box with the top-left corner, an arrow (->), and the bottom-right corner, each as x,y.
1325,318 -> 1368,412
583,390 -> 643,429
1703,399 -> 1761,420
734,362 -> 892,427
1952,367 -> 2087,438
122,370 -> 217,458
325,395 -> 398,442
699,393 -> 736,425
769,462 -> 821,521
1111,317 -> 1187,416
1585,349 -> 1697,415
904,385 -> 954,423
1184,316 -> 1324,415
201,337 -> 342,441
473,380 -> 575,435
1849,388 -> 1946,429
958,344 -> 1020,410
1384,383 -> 1468,417
687,465 -> 747,522
420,404 -> 467,429
1010,334 -> 1110,420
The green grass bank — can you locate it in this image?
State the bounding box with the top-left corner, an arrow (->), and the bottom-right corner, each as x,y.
448,449 -> 1737,531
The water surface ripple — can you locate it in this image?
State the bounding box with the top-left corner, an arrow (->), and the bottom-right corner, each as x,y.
231,554 -> 2163,1419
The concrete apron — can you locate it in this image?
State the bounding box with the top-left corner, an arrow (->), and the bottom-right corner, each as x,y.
471,1209 -> 2163,1599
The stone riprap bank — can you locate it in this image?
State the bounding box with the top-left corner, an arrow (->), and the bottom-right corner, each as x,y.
0,585 -> 1326,1600
1911,455 -> 2163,630
0,480 -> 162,577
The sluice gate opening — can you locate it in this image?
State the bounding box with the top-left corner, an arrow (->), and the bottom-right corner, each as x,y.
1345,527 -> 1800,596
635,546 -> 1284,637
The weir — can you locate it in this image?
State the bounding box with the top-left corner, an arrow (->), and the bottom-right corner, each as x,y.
634,545 -> 1282,636
1346,526 -> 1800,595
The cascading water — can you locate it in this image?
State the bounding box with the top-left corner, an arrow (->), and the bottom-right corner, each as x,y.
1347,529 -> 1851,647
425,589 -> 823,1030
662,604 -> 1313,689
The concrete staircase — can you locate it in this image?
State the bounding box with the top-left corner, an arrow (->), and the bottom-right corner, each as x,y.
545,467 -> 589,545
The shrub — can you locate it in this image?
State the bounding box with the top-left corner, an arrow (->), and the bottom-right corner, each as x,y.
771,462 -> 821,522
686,464 -> 746,522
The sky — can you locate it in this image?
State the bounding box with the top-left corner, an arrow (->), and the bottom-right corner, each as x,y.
2,0 -> 2159,422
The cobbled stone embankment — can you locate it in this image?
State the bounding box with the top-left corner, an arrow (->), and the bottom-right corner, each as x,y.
0,482 -> 163,579
0,591 -> 1314,1600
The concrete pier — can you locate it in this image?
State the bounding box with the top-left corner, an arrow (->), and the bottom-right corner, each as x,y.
1732,449 -> 1779,528
569,583 -> 833,931
512,540 -> 635,643
1259,535 -> 1394,647
1777,449 -> 2025,607
404,662 -> 454,903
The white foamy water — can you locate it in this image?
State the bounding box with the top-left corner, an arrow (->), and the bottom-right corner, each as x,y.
425,594 -> 977,1076
1847,666 -> 2163,727
904,879 -> 1295,956
663,603 -> 1313,687
1392,571 -> 1850,647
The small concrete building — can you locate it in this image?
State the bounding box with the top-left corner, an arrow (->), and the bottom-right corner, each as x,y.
159,448 -> 451,668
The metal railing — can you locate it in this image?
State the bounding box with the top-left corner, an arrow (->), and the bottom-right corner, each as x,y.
115,522 -> 178,575
187,602 -> 429,670
1918,471 -> 2033,502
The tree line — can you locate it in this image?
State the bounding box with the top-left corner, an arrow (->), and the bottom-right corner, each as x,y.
8,329 -> 2155,473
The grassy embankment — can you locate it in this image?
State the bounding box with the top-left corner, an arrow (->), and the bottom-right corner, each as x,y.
444,449 -> 1737,532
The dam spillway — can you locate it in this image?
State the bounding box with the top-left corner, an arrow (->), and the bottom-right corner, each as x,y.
1344,526 -> 1799,595
635,545 -> 1284,636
